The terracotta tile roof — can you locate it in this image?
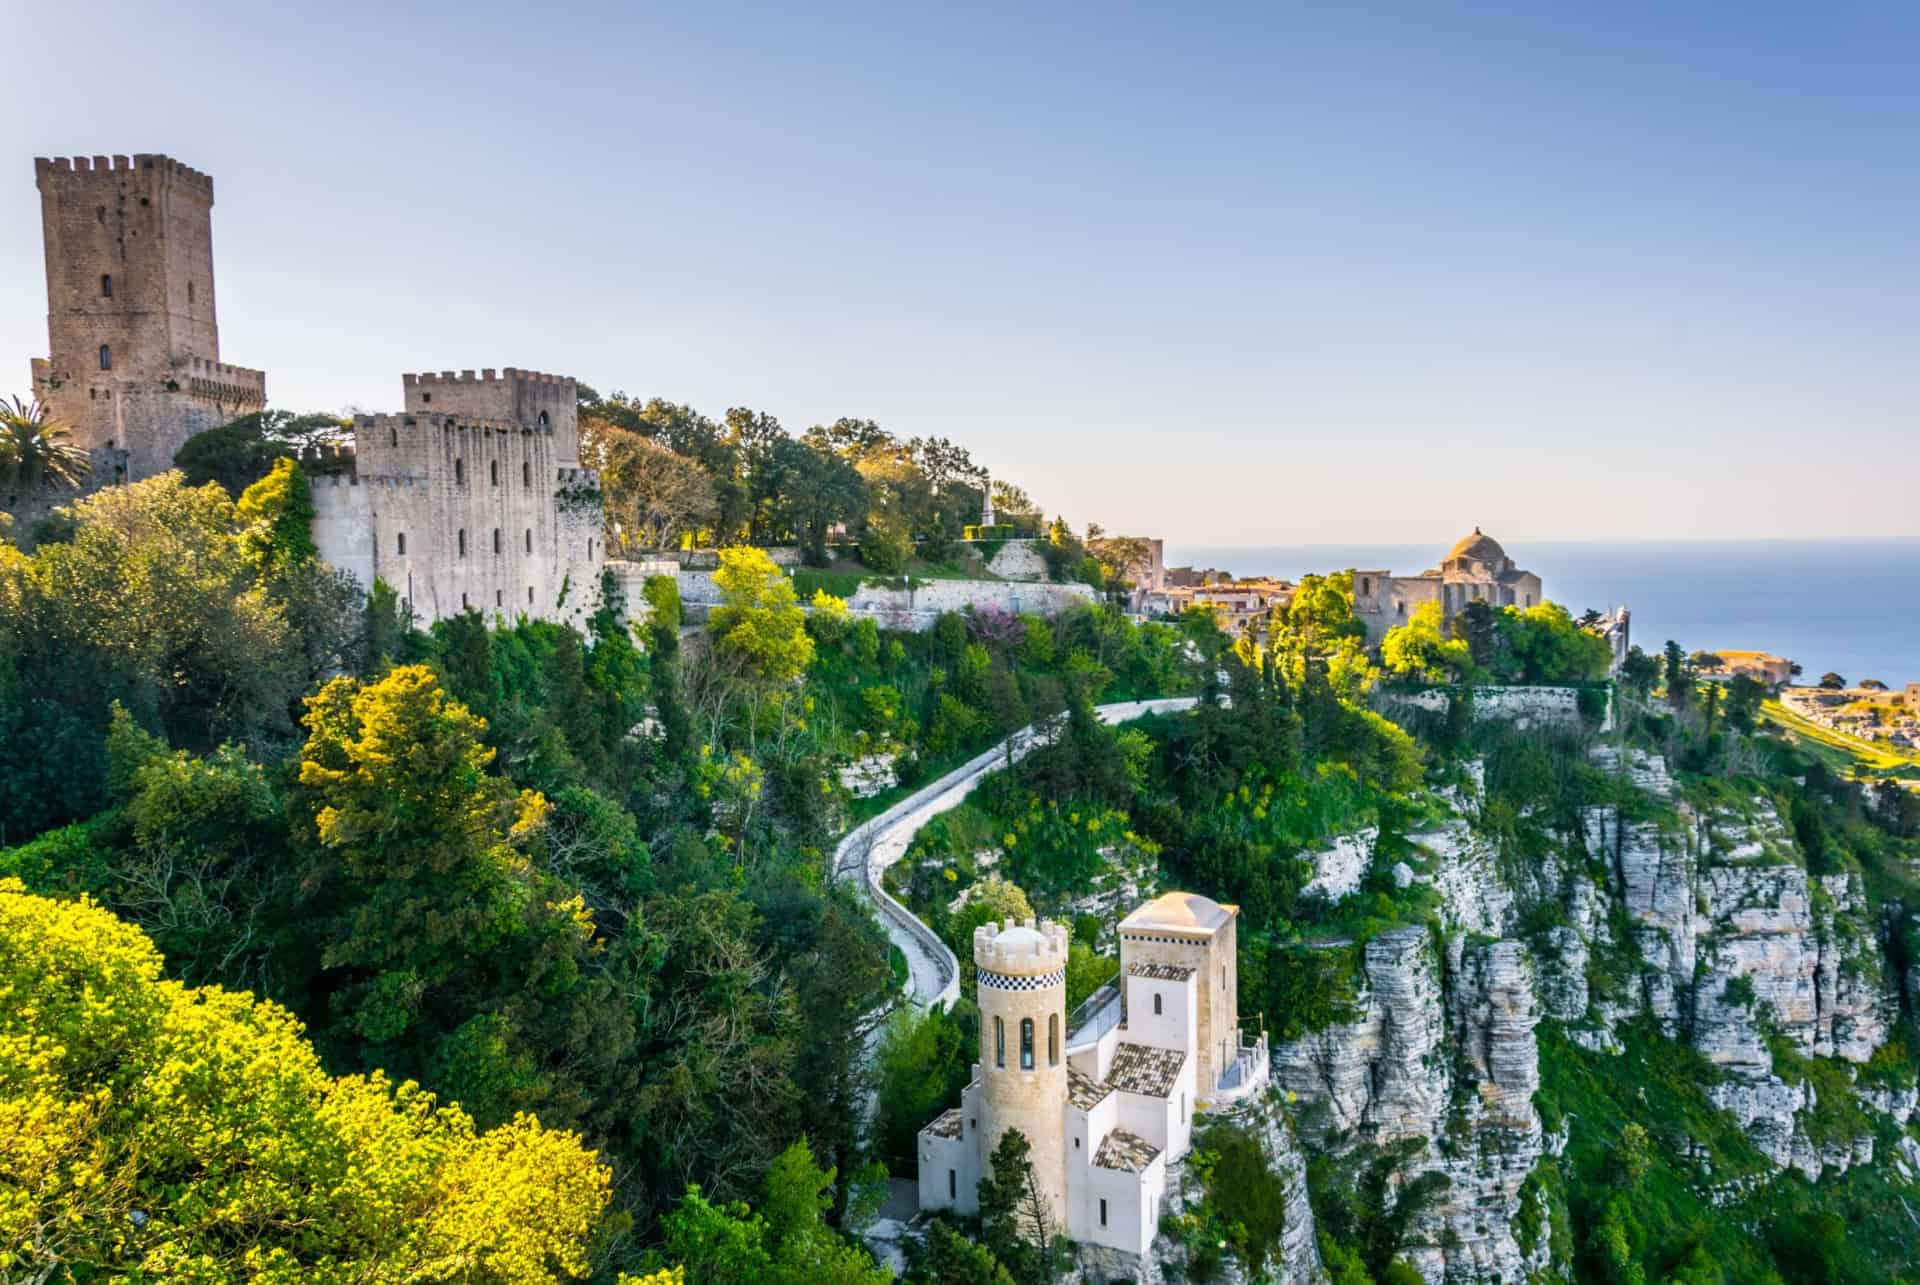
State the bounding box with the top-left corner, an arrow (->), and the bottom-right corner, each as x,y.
1094,1127 -> 1162,1173
924,1108 -> 963,1139
1107,1042 -> 1185,1098
1128,961 -> 1195,981
1068,1065 -> 1112,1110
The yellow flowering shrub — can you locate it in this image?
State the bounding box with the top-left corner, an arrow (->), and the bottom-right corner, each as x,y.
0,878 -> 611,1281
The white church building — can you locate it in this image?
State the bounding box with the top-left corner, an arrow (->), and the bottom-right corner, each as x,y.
917,891 -> 1270,1257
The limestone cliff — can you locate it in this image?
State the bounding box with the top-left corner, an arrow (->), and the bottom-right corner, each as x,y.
1261,742 -> 1916,1282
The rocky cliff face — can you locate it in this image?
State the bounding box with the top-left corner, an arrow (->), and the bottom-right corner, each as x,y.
1272,927 -> 1550,1283
1258,743 -> 1915,1282
1566,770 -> 1905,1179
1111,1089 -> 1327,1285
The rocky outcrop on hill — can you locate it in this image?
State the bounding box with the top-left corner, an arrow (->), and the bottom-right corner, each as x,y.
1257,741 -> 1916,1281
1272,927 -> 1550,1283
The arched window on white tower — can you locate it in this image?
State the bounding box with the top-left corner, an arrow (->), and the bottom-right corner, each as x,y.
1049,1014 -> 1059,1066
1019,1018 -> 1034,1070
994,1017 -> 1005,1069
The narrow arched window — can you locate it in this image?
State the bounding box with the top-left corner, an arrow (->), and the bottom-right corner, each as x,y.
994,1017 -> 1005,1069
490,459 -> 499,486
492,528 -> 501,555
458,529 -> 467,557
522,460 -> 531,487
461,593 -> 469,609
538,410 -> 550,428
390,427 -> 398,447
1153,992 -> 1163,1016
1019,1018 -> 1034,1070
98,345 -> 111,370
588,538 -> 595,561
101,274 -> 112,298
1049,1014 -> 1059,1066
527,586 -> 534,604
524,528 -> 532,553
495,589 -> 503,607
396,533 -> 406,555
454,457 -> 465,484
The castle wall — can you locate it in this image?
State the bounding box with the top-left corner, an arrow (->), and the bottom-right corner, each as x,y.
311,411 -> 606,629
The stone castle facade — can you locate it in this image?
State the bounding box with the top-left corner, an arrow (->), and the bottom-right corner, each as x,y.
917,892 -> 1268,1258
17,152 -> 605,628
309,369 -> 607,626
27,154 -> 266,488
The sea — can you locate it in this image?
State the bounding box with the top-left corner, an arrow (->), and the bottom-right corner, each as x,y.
1167,540 -> 1920,690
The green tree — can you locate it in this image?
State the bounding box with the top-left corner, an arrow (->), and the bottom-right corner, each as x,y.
709,547 -> 814,686
873,1005 -> 974,1166
975,1127 -> 1058,1284
0,876 -> 611,1282
1818,671 -> 1845,690
173,408 -> 350,497
1381,600 -> 1476,684
1619,645 -> 1660,695
1664,640 -> 1691,710
908,1220 -> 1018,1285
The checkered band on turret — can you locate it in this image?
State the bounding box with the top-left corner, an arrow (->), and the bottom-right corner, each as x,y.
978,967 -> 1066,992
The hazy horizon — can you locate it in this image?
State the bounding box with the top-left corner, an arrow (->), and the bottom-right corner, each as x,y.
5,1 -> 1917,544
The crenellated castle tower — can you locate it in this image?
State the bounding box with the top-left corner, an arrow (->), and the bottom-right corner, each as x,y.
28,154 -> 265,485
973,918 -> 1072,1227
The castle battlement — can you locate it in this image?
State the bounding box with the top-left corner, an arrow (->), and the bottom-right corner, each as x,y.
974,919 -> 1070,977
403,367 -> 574,389
35,154 -> 214,198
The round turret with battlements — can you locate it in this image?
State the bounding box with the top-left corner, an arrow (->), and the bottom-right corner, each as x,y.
973,918 -> 1070,1225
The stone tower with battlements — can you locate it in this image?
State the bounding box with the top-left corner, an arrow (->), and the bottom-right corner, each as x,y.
973,918 -> 1071,1228
29,153 -> 266,485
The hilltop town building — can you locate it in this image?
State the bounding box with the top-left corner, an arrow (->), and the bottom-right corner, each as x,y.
27,154 -> 265,487
1350,529 -> 1544,645
917,892 -> 1268,1257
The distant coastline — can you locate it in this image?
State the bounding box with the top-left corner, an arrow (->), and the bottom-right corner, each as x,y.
1169,538 -> 1920,690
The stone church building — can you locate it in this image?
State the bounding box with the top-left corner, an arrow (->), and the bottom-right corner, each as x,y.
1350,528 -> 1545,645
917,892 -> 1269,1258
16,153 -> 605,628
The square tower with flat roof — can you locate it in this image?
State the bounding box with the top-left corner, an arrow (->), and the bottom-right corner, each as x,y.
29,154 -> 265,484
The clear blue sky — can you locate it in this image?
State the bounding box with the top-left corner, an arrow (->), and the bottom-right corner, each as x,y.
5,1 -> 1917,543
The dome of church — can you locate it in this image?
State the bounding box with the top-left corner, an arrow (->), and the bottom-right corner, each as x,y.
1446,528 -> 1506,564
1121,891 -> 1233,933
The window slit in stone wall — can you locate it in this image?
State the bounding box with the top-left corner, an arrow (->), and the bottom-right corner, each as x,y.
1049,1014 -> 1058,1065
454,458 -> 464,485
493,528 -> 501,555
1019,1018 -> 1033,1070
994,1017 -> 1004,1068
396,533 -> 406,555
524,529 -> 532,553
98,345 -> 111,371
496,590 -> 503,608
101,274 -> 112,298
522,461 -> 530,487
187,282 -> 194,305
458,529 -> 467,557
490,460 -> 499,486
528,586 -> 534,605
1099,1199 -> 1108,1227
390,428 -> 398,447
461,593 -> 468,609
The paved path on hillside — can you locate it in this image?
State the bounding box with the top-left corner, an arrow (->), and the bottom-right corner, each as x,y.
837,696 -> 1200,1013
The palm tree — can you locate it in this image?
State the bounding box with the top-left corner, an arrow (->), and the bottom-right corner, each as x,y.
0,396 -> 90,491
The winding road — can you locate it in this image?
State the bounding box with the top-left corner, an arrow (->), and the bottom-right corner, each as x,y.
837,696 -> 1200,1013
